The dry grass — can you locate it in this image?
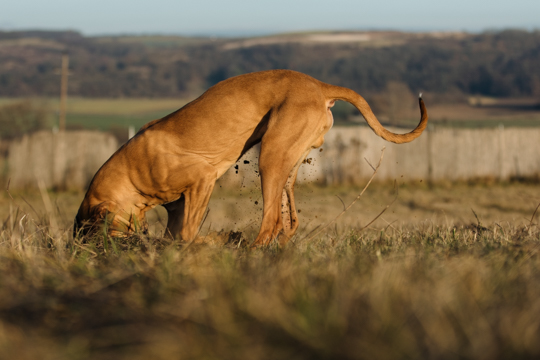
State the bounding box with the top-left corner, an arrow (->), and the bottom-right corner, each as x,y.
2,182 -> 539,235
1,213 -> 540,359
1,183 -> 540,359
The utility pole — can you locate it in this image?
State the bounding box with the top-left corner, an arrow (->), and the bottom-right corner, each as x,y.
58,54 -> 69,132
52,53 -> 70,189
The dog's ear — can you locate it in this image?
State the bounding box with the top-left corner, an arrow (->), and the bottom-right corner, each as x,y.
89,205 -> 106,220
87,204 -> 116,228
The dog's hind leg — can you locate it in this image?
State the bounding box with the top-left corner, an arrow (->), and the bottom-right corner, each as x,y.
254,149 -> 308,246
281,150 -> 310,239
253,109 -> 324,247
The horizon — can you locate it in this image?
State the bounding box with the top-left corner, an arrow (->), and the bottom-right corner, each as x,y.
2,0 -> 539,38
1,27 -> 537,39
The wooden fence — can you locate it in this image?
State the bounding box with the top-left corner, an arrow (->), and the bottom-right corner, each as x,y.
219,126 -> 540,187
5,126 -> 540,190
7,131 -> 118,190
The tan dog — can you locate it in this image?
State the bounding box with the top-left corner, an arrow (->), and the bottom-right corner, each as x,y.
74,70 -> 428,246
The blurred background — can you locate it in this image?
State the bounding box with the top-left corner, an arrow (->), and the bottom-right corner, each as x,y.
1,0 -> 540,230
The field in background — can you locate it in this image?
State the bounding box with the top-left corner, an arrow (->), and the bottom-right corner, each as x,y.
0,97 -> 187,133
1,94 -> 540,137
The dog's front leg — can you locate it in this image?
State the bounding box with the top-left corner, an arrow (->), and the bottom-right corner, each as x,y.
164,196 -> 185,239
179,166 -> 217,242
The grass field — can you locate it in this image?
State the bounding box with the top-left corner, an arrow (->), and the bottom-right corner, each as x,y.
0,97 -> 188,132
60,98 -> 188,132
1,182 -> 540,359
66,112 -> 171,132
2,94 -> 540,358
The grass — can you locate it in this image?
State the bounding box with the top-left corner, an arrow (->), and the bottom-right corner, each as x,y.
0,97 -> 185,116
1,183 -> 540,359
66,112 -> 170,132
60,98 -> 185,116
57,98 -> 187,132
1,213 -> 540,359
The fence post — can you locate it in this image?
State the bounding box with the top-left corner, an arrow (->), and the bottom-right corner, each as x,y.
128,126 -> 135,139
58,54 -> 70,132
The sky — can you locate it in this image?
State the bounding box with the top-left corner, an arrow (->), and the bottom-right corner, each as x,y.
1,0 -> 539,36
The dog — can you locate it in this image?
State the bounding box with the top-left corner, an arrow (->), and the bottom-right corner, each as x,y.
74,70 -> 428,246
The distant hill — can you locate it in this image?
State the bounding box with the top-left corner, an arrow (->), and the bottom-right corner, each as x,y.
0,29 -> 539,99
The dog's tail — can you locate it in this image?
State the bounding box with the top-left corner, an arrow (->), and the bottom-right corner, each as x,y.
322,84 -> 428,144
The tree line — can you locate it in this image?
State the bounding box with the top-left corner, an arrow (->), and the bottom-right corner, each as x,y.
0,29 -> 539,99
